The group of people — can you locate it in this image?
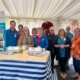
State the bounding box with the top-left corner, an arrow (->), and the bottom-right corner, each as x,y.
6,20 -> 80,80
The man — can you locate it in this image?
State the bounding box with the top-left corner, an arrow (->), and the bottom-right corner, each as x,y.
18,25 -> 23,39
6,20 -> 18,47
47,27 -> 57,73
66,26 -> 73,70
66,26 -> 73,40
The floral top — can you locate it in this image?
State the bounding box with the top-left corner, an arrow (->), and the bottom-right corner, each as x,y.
71,37 -> 80,60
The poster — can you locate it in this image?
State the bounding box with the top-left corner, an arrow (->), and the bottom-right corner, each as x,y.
0,11 -> 6,51
72,20 -> 78,33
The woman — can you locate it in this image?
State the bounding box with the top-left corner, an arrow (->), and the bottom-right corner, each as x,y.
54,29 -> 71,79
71,28 -> 80,80
34,28 -> 48,50
32,28 -> 37,38
43,29 -> 48,36
47,27 -> 57,73
17,27 -> 34,49
76,41 -> 80,80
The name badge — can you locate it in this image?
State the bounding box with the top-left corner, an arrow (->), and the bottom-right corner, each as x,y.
14,34 -> 17,37
42,38 -> 45,41
64,38 -> 66,41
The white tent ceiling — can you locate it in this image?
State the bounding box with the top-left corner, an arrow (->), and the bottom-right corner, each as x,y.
0,0 -> 80,20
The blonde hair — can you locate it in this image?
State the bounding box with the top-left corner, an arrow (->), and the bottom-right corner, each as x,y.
23,27 -> 30,36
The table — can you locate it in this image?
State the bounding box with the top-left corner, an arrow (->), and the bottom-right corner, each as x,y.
0,53 -> 52,80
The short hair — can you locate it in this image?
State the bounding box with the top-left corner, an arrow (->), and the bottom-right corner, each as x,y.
37,28 -> 43,34
32,28 -> 37,34
10,20 -> 16,24
37,27 -> 43,30
74,28 -> 80,32
18,24 -> 23,28
58,29 -> 65,36
66,26 -> 70,29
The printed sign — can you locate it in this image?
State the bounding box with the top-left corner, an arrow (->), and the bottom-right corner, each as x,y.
0,11 -> 6,51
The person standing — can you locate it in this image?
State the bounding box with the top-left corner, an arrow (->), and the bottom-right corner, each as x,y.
66,26 -> 73,40
47,27 -> 57,73
6,20 -> 18,47
17,27 -> 34,48
34,28 -> 48,50
18,25 -> 23,40
71,28 -> 80,80
32,28 -> 37,38
66,26 -> 73,70
76,38 -> 80,80
43,29 -> 49,36
54,29 -> 71,79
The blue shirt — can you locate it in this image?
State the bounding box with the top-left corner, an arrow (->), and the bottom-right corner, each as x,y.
34,35 -> 48,49
66,32 -> 73,40
6,29 -> 18,47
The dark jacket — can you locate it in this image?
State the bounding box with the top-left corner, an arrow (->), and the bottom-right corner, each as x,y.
54,36 -> 71,60
47,34 -> 57,54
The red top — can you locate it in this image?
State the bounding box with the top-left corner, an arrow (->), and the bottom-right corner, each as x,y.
17,33 -> 20,40
37,36 -> 41,45
42,21 -> 53,30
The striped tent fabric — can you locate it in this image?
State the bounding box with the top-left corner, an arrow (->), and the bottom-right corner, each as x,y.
0,55 -> 52,80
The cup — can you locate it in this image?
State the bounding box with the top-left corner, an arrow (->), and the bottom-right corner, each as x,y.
22,45 -> 26,50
